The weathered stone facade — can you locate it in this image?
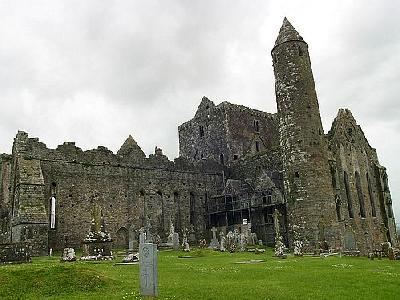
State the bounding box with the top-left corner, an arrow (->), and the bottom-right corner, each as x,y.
0,18 -> 397,256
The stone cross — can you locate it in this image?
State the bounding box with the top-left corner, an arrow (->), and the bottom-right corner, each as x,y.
211,227 -> 218,240
209,227 -> 219,249
139,227 -> 146,245
139,243 -> 158,297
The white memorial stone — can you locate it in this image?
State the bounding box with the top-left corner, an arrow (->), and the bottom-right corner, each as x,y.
139,243 -> 158,297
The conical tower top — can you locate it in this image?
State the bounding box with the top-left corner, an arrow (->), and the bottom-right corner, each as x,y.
274,17 -> 304,46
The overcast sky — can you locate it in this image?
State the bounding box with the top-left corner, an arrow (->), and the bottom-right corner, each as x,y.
0,1 -> 399,221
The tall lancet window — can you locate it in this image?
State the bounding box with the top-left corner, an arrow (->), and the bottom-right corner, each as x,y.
50,196 -> 56,229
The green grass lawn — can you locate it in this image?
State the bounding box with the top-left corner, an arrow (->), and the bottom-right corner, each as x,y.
0,248 -> 399,300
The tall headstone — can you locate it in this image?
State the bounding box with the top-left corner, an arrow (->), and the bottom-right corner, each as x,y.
172,232 -> 180,250
182,232 -> 190,252
219,231 -> 226,252
226,231 -> 237,252
167,221 -> 175,245
209,227 -> 219,249
188,224 -> 196,244
128,227 -> 137,252
239,233 -> 246,252
139,243 -> 158,297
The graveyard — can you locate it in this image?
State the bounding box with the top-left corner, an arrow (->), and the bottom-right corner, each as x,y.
0,248 -> 399,300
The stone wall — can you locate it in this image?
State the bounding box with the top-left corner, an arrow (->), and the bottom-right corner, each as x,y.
328,109 -> 398,253
5,131 -> 224,252
178,97 -> 278,166
0,154 -> 12,243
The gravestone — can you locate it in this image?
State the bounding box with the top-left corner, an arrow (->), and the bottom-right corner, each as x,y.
343,231 -> 356,251
139,243 -> 158,297
61,248 -> 76,262
209,227 -> 219,249
182,231 -> 190,252
226,231 -> 237,252
172,232 -> 180,250
188,224 -> 196,244
0,242 -> 31,264
219,231 -> 226,252
128,227 -> 137,252
239,233 -> 246,252
167,221 -> 175,246
122,252 -> 139,263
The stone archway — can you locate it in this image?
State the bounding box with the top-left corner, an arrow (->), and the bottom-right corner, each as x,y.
115,227 -> 129,249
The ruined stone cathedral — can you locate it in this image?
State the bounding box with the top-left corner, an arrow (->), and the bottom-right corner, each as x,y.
0,18 -> 397,256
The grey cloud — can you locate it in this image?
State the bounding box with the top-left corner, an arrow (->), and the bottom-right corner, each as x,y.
0,0 -> 399,220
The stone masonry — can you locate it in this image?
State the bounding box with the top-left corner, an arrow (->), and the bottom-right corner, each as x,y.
0,18 -> 397,256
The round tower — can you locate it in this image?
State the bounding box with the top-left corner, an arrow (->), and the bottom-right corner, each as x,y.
271,18 -> 339,251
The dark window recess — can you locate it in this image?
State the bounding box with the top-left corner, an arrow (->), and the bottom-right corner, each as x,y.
330,165 -> 337,189
254,120 -> 260,132
263,192 -> 272,204
294,171 -> 300,178
366,173 -> 376,217
388,205 -> 394,218
335,195 -> 341,221
189,192 -> 196,224
298,45 -> 303,56
262,194 -> 267,204
347,128 -> 353,136
199,125 -> 204,137
255,141 -> 260,152
233,154 -> 239,160
344,171 -> 354,218
219,153 -> 224,165
355,172 -> 366,218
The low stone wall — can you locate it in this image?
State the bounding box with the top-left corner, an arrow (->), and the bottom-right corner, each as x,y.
0,242 -> 32,264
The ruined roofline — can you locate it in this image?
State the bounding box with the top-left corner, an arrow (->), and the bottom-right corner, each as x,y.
178,96 -> 276,130
10,131 -> 227,173
327,108 -> 375,151
10,130 -> 164,160
217,101 -> 276,117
